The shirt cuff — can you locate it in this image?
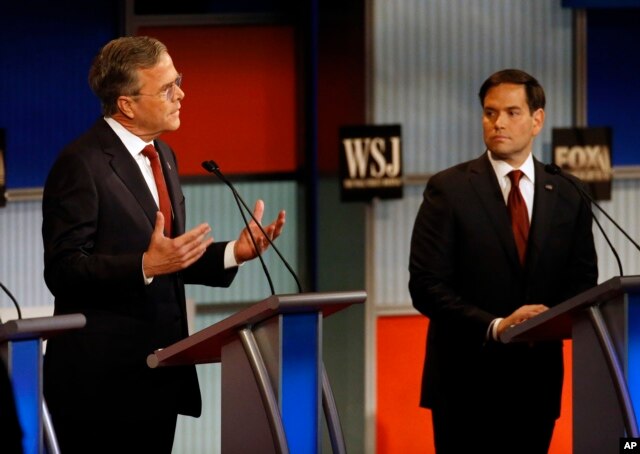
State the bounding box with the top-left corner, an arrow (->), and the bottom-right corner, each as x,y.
224,240 -> 242,269
488,317 -> 504,341
142,253 -> 153,285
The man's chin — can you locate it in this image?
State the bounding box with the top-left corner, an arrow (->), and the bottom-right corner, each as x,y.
488,148 -> 511,160
165,120 -> 180,131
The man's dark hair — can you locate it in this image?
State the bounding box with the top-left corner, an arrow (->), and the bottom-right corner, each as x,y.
88,36 -> 167,116
478,69 -> 546,113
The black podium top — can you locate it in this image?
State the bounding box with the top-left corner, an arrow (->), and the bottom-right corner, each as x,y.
500,275 -> 640,343
147,291 -> 367,368
0,313 -> 86,343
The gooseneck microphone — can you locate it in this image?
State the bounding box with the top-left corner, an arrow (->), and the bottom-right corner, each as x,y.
544,163 -> 638,276
202,160 -> 303,294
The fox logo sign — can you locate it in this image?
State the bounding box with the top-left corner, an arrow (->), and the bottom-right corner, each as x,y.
552,127 -> 613,201
339,125 -> 402,202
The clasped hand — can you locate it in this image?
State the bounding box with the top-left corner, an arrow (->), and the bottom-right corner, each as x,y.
496,304 -> 549,336
142,199 -> 286,278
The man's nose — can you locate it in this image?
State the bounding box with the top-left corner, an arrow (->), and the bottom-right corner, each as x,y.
494,112 -> 506,129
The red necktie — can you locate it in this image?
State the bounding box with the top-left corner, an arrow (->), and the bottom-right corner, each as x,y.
141,145 -> 173,237
507,170 -> 529,265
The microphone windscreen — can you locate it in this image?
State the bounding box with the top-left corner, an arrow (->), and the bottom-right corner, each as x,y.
201,160 -> 219,173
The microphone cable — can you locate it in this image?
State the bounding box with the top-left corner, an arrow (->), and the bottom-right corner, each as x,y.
0,281 -> 23,323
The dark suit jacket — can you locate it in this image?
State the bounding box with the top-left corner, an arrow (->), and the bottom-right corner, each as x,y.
42,118 -> 238,423
408,152 -> 598,421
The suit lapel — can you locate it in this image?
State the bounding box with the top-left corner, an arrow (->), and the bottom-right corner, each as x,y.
525,159 -> 558,278
468,154 -> 522,268
94,120 -> 159,230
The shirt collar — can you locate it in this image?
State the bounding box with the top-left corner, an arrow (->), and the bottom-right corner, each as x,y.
104,117 -> 154,158
487,150 -> 535,184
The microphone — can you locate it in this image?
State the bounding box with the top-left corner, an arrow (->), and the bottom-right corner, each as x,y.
0,281 -> 23,323
544,163 -> 640,276
201,160 -> 303,294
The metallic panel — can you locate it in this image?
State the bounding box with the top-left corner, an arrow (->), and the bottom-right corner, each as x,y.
183,181 -> 300,303
0,201 -> 52,316
370,0 -> 573,172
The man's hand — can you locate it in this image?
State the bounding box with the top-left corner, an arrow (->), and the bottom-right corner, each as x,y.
234,199 -> 286,264
497,304 -> 549,336
143,211 -> 214,278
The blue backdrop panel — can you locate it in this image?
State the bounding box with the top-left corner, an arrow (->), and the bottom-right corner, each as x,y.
11,340 -> 40,454
0,1 -> 117,189
628,292 -> 640,425
586,9 -> 640,166
281,313 -> 320,453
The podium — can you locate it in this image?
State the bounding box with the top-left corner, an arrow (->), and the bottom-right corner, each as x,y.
0,314 -> 86,454
501,276 -> 640,454
147,291 -> 366,454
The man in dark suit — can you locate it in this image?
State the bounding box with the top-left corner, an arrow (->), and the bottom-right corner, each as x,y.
41,36 -> 285,453
409,69 -> 598,453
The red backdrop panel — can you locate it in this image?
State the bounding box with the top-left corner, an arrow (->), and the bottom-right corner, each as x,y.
137,25 -> 297,176
376,315 -> 572,453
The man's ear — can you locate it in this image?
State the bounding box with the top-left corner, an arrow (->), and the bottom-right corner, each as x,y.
532,108 -> 545,136
116,96 -> 135,119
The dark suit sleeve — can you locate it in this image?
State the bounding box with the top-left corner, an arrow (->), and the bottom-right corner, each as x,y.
409,174 -> 495,340
182,241 -> 238,287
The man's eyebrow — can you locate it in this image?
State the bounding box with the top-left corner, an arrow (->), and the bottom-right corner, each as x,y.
161,75 -> 179,90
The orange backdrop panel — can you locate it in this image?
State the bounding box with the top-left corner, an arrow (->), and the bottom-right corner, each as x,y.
376,315 -> 572,453
137,25 -> 297,176
376,315 -> 434,453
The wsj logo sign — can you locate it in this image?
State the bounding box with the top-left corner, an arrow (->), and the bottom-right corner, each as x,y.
552,127 -> 613,201
344,137 -> 401,180
339,125 -> 402,202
